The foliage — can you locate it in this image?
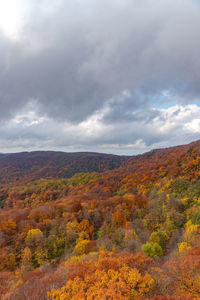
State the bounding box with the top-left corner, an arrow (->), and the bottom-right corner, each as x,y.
48,252 -> 155,299
74,239 -> 91,255
0,140 -> 200,298
143,242 -> 163,257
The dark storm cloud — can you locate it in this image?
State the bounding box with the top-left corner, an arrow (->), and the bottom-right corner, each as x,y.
0,0 -> 200,124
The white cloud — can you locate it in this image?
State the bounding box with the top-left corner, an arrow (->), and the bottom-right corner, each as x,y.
185,119 -> 200,133
0,0 -> 28,39
0,103 -> 199,154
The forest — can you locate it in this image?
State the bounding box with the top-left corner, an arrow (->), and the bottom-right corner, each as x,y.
0,140 -> 200,299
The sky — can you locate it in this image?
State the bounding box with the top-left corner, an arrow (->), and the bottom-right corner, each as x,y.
0,0 -> 200,155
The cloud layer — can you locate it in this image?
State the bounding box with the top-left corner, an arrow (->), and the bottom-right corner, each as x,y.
0,0 -> 200,153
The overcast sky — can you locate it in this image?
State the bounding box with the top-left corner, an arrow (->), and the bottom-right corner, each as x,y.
0,0 -> 200,154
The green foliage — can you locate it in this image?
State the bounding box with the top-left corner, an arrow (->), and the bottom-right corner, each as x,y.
171,178 -> 188,195
192,212 -> 200,225
157,231 -> 169,249
149,231 -> 169,250
142,242 -> 163,257
149,232 -> 160,244
0,192 -> 7,208
191,180 -> 200,198
97,230 -> 103,238
187,146 -> 194,155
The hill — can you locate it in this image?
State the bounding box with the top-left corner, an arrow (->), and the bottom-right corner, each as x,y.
0,140 -> 200,299
0,151 -> 128,185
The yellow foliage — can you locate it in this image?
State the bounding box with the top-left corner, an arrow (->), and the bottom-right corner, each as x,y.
178,242 -> 191,254
66,221 -> 79,233
74,239 -> 91,255
160,179 -> 173,192
123,193 -> 135,204
48,265 -> 154,300
166,194 -> 170,203
154,181 -> 161,188
34,248 -> 48,265
186,224 -> 199,234
69,256 -> 82,264
185,220 -> 192,227
26,228 -> 43,241
78,220 -> 94,237
124,229 -> 138,242
77,231 -> 89,242
180,197 -> 189,206
183,223 -> 200,243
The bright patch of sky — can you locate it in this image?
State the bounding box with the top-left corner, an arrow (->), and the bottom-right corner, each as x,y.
0,0 -> 28,39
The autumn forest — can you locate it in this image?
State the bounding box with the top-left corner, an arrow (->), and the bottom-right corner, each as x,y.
0,141 -> 200,299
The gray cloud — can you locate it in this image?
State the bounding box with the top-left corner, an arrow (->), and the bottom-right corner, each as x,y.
0,103 -> 200,154
0,0 -> 200,121
0,0 -> 200,153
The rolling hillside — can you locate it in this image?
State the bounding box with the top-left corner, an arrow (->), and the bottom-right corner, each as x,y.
0,140 -> 200,299
0,151 -> 128,185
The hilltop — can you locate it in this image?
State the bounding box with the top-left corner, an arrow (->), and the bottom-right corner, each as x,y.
0,151 -> 128,185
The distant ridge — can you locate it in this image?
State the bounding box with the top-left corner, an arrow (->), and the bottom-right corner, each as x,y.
0,151 -> 129,185
0,139 -> 200,186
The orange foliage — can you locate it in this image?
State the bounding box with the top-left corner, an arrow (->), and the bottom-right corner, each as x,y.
112,210 -> 126,228
48,252 -> 155,299
78,219 -> 94,237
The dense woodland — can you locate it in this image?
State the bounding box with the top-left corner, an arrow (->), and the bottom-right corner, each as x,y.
0,151 -> 128,185
0,141 -> 200,299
